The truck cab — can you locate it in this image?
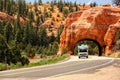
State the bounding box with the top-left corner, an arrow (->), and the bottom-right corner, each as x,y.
78,45 -> 88,58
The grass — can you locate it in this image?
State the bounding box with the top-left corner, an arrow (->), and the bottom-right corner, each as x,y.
118,53 -> 120,58
0,54 -> 70,71
27,54 -> 70,67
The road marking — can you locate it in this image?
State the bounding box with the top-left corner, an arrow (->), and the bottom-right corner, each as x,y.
0,60 -> 91,76
36,58 -> 114,80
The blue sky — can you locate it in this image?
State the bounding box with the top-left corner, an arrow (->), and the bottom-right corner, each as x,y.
26,0 -> 112,5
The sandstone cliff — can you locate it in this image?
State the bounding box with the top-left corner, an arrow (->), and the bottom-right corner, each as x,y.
58,5 -> 120,56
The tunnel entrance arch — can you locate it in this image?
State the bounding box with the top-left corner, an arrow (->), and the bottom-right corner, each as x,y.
74,39 -> 102,56
57,6 -> 120,56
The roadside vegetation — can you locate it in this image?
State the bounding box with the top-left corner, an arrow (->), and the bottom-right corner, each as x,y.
0,54 -> 70,71
112,30 -> 120,58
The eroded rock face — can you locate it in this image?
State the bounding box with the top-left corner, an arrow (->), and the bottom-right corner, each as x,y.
58,6 -> 120,56
0,12 -> 26,24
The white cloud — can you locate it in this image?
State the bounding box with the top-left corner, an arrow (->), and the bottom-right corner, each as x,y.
87,0 -> 94,5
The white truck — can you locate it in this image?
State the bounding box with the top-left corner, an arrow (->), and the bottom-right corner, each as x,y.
78,44 -> 89,58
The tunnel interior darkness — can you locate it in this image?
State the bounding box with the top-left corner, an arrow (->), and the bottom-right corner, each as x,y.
74,39 -> 102,56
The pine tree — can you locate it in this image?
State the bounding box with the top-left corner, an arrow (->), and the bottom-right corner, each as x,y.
28,11 -> 34,23
0,0 -> 3,11
49,32 -> 55,43
58,0 -> 64,12
0,21 -> 6,35
15,28 -> 23,44
63,7 -> 69,17
22,0 -> 27,17
39,27 -> 48,46
41,15 -> 45,23
36,16 -> 40,30
38,0 -> 42,5
51,2 -> 54,12
34,0 -> 38,15
23,22 -> 29,44
112,0 -> 120,6
14,15 -> 23,44
83,3 -> 85,8
90,2 -> 97,7
4,22 -> 13,43
6,0 -> 11,15
56,25 -> 64,43
3,0 -> 7,12
0,34 -> 9,63
69,2 -> 74,12
18,0 -> 22,16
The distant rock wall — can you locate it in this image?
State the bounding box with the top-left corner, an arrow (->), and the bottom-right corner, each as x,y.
0,12 -> 26,24
58,5 -> 120,56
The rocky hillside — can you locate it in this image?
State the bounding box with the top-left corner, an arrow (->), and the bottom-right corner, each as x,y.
0,0 -> 93,36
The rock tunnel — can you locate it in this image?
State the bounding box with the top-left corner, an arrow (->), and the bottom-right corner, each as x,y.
75,39 -> 103,56
57,6 -> 120,56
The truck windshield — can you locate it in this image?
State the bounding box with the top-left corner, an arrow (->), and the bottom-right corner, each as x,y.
79,49 -> 87,52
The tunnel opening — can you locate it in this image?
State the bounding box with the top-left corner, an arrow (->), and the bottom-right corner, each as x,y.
74,39 -> 102,56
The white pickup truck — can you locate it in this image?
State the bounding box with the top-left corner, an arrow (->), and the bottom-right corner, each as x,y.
78,45 -> 88,58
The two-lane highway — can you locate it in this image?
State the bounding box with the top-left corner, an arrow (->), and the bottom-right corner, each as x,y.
0,56 -> 115,80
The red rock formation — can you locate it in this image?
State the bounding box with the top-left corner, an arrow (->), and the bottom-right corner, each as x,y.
58,5 -> 120,56
0,12 -> 26,24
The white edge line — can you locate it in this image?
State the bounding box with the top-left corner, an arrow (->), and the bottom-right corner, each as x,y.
0,56 -> 113,73
0,57 -> 71,73
36,59 -> 114,80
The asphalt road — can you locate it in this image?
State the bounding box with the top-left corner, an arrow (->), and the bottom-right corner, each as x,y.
0,56 -> 117,80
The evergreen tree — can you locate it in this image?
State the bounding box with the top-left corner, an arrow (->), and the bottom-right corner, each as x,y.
34,0 -> 38,15
57,0 -> 64,12
56,25 -> 64,43
49,32 -> 55,43
38,0 -> 42,5
39,27 -> 48,46
4,22 -> 13,43
25,43 -> 35,57
0,21 -> 7,35
36,16 -> 40,30
22,0 -> 27,17
40,15 -> 45,23
90,2 -> 97,7
69,2 -> 74,12
63,7 -> 69,17
0,0 -> 3,11
28,11 -> 34,22
112,0 -> 120,6
83,3 -> 85,8
0,34 -> 9,64
6,0 -> 11,15
14,15 -> 23,44
3,0 -> 7,12
15,27 -> 23,44
51,4 -> 54,12
18,0 -> 23,16
23,22 -> 29,44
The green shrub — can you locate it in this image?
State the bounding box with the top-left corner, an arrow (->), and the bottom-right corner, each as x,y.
113,40 -> 120,52
25,44 -> 36,58
0,63 -> 7,71
20,57 -> 30,65
61,46 -> 67,54
9,62 -> 23,69
74,46 -> 78,55
9,63 -> 16,69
